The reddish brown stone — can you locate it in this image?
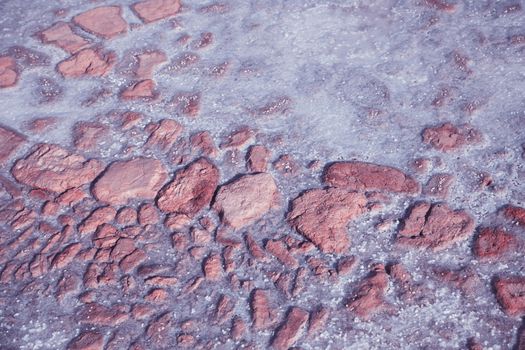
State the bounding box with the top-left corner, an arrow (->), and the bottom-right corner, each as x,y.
231,316 -> 246,340
157,158 -> 219,216
213,173 -> 280,229
119,249 -> 147,273
0,56 -> 18,88
346,264 -> 389,319
203,253 -> 223,281
56,188 -> 87,207
73,6 -> 127,39
145,288 -> 169,303
146,312 -> 174,345
135,51 -> 167,79
473,227 -> 518,260
273,154 -> 300,176
137,203 -> 159,225
58,49 -> 115,78
131,304 -> 156,320
397,202 -> 475,251
422,122 -> 482,152
0,125 -> 26,164
272,307 -> 309,350
220,126 -> 254,149
67,331 -> 104,350
494,276 -> 525,317
337,256 -> 358,275
145,119 -> 183,151
110,238 -> 136,261
189,131 -> 218,157
123,80 -> 157,101
502,205 -> 525,226
132,0 -> 182,23
78,206 -> 117,235
323,161 -> 420,194
119,111 -> 143,130
38,22 -> 90,54
251,289 -> 275,330
192,32 -> 214,49
78,303 -> 128,326
287,188 -> 366,254
423,173 -> 454,199
215,294 -> 234,323
51,243 -> 82,269
73,121 -> 109,151
93,157 -> 168,205
246,145 -> 270,172
266,239 -> 298,269
115,207 -> 137,226
11,144 -> 104,193
56,273 -> 80,300
308,306 -> 329,336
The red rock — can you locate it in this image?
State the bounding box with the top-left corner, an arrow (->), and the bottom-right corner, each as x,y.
56,273 -> 80,300
132,0 -> 181,23
423,173 -> 454,199
78,303 -> 129,326
0,125 -> 26,164
110,238 -> 136,261
169,92 -> 201,117
203,253 -> 223,281
246,145 -> 270,172
386,262 -> 429,305
346,264 -> 389,319
396,202 -> 475,251
25,117 -> 59,134
266,239 -> 298,269
502,205 -> 525,226
337,256 -> 358,275
308,306 -> 329,336
177,334 -> 195,347
51,243 -> 82,269
273,154 -> 300,176
0,56 -> 18,88
73,121 -> 110,151
272,307 -> 309,350
251,289 -> 275,330
137,203 -> 159,225
287,188 -> 366,254
323,161 -> 420,194
120,79 -> 156,100
135,51 -> 167,79
116,207 -> 137,226
432,266 -> 481,296
67,331 -> 104,350
213,173 -> 280,229
131,304 -> 156,320
473,227 -> 518,260
145,276 -> 178,286
190,131 -> 218,157
78,206 -> 117,235
215,294 -> 234,323
494,276 -> 525,317
145,119 -> 183,151
220,126 -> 254,149
38,22 -> 91,54
146,312 -> 174,345
231,316 -> 246,340
145,288 -> 169,303
11,144 -> 104,193
120,249 -> 147,273
118,111 -> 143,130
157,158 -> 219,216
56,188 -> 87,207
93,157 -> 168,205
57,49 -> 115,78
422,122 -> 482,152
73,6 -> 127,39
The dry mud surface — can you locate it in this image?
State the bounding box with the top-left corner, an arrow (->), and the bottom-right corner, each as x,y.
0,0 -> 524,349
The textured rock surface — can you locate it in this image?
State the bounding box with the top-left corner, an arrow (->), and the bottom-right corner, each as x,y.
132,0 -> 182,23
57,49 -> 115,78
73,6 -> 127,39
38,22 -> 91,53
422,123 -> 482,152
0,56 -> 18,88
494,277 -> 525,317
0,125 -> 26,164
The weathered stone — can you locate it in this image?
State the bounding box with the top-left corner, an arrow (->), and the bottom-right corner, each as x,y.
67,331 -> 104,350
120,79 -> 156,100
422,122 -> 482,152
271,307 -> 309,350
39,22 -> 90,53
0,125 -> 26,164
0,56 -> 18,88
145,119 -> 183,151
346,264 -> 389,319
473,227 -> 518,260
494,276 -> 525,317
73,6 -> 127,39
132,0 -> 182,23
251,289 -> 275,330
57,49 -> 115,78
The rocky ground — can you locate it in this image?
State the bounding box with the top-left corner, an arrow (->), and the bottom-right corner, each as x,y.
0,0 -> 524,349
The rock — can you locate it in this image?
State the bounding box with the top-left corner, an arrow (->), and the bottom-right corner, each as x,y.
93,157 -> 168,205
0,125 -> 26,164
287,188 -> 367,254
73,121 -> 109,151
78,303 -> 128,326
203,253 -> 223,281
266,239 -> 298,269
51,243 -> 82,269
120,249 -> 147,273
423,173 -> 454,199
323,161 -> 420,194
146,312 -> 174,345
231,316 -> 246,340
432,266 -> 481,296
73,6 -> 127,39
79,207 -> 117,235
396,202 -> 475,251
256,96 -> 292,116
135,51 -> 167,79
220,126 -> 254,149
386,263 -> 428,305
308,306 -> 329,336
157,158 -> 219,216
0,56 -> 18,88
502,205 -> 525,226
120,79 -> 156,100
132,0 -> 182,23
473,227 -> 518,260
57,49 -> 115,77
251,289 -> 275,330
246,145 -> 270,172
190,131 -> 218,157
213,173 -> 280,229
422,122 -> 482,152
137,203 -> 159,225
273,154 -> 300,176
169,92 -> 201,117
67,331 -> 104,350
271,307 -> 309,350
25,116 -> 59,134
494,276 -> 525,317
38,22 -> 90,54
11,144 -> 104,193
346,264 -> 389,319
145,119 -> 183,151
215,294 -> 234,323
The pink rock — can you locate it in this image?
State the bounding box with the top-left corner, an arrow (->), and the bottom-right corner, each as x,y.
220,126 -> 254,149
397,202 -> 475,251
502,205 -> 525,226
203,253 -> 223,281
251,289 -> 275,330
78,303 -> 129,326
120,79 -> 156,100
135,51 -> 167,79
473,227 -> 518,260
145,119 -> 183,151
0,125 -> 26,164
213,173 -> 280,229
73,6 -> 127,39
11,143 -> 104,193
57,49 -> 116,78
346,264 -> 390,319
157,158 -> 219,216
323,161 -> 420,194
92,157 -> 168,205
0,56 -> 18,88
38,22 -> 91,54
189,131 -> 218,157
271,307 -> 309,350
422,122 -> 482,152
287,188 -> 367,254
246,145 -> 270,172
494,276 -> 525,317
132,0 -> 182,23
67,331 -> 104,350
73,121 -> 109,151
